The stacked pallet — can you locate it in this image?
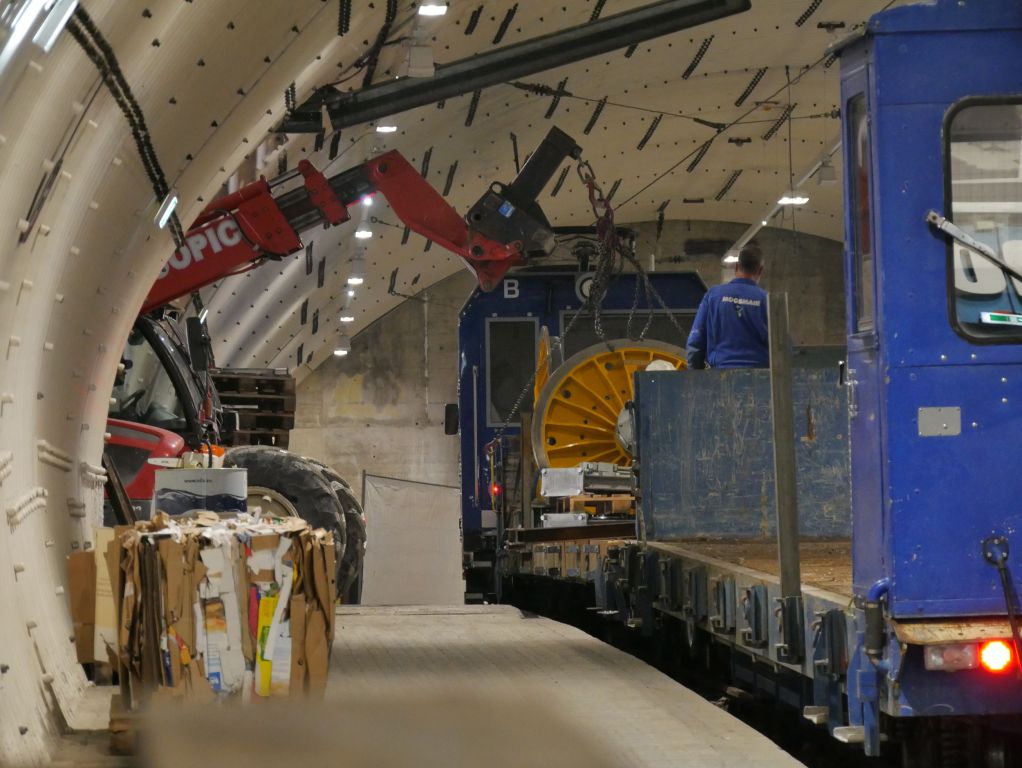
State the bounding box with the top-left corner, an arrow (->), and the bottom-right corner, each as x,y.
211,368 -> 295,448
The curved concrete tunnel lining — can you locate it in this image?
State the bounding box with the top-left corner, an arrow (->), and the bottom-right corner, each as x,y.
0,2 -> 359,760
0,39 -> 155,765
212,247 -> 315,365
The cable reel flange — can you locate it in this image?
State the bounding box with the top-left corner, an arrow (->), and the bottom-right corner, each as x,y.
531,339 -> 686,469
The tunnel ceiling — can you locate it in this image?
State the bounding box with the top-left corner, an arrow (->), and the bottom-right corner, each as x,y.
73,0 -> 900,381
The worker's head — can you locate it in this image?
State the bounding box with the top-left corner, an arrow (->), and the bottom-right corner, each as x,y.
735,244 -> 764,281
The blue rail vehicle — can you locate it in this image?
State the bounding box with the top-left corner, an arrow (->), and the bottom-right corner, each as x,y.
838,0 -> 1022,757
502,3 -> 1022,763
457,268 -> 706,599
622,2 -> 1022,762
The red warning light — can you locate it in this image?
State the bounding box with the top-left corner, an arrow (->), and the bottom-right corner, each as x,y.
491,483 -> 501,497
980,640 -> 1013,673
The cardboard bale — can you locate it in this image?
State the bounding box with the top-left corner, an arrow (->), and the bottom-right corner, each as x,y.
111,513 -> 336,716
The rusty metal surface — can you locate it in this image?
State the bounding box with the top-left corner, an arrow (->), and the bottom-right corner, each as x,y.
891,617 -> 1015,645
660,537 -> 852,597
507,522 -> 635,543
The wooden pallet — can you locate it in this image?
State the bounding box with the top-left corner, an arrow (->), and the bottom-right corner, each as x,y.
211,368 -> 296,448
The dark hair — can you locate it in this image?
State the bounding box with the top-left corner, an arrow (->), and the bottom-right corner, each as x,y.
738,244 -> 763,273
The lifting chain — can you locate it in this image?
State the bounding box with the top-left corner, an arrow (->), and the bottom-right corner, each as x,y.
488,157 -> 689,447
575,156 -> 691,344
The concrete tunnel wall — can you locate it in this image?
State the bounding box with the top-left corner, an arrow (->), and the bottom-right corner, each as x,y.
0,3 -> 345,762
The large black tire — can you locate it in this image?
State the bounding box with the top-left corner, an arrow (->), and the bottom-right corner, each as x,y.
303,458 -> 367,603
224,446 -> 347,580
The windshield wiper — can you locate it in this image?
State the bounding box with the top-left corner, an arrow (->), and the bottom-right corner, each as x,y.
926,210 -> 1022,284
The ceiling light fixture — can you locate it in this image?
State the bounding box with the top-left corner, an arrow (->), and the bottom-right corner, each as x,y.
815,158 -> 837,185
155,191 -> 179,229
348,251 -> 366,285
778,189 -> 810,206
403,45 -> 435,78
375,125 -> 398,133
354,229 -> 373,239
33,0 -> 78,53
418,3 -> 448,16
333,333 -> 351,357
722,250 -> 739,264
347,288 -> 356,298
361,195 -> 374,206
339,315 -> 355,323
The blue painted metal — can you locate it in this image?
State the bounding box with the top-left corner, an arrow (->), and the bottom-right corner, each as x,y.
811,609 -> 848,732
866,578 -> 890,604
501,4 -> 1022,755
837,0 -> 1022,747
841,0 -> 1022,617
633,366 -> 850,539
458,270 -> 706,535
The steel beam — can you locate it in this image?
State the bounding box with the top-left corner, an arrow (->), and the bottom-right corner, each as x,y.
282,0 -> 750,133
768,292 -> 805,663
507,521 -> 635,544
769,293 -> 802,598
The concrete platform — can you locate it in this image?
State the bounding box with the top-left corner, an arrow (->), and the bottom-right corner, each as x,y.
329,605 -> 804,767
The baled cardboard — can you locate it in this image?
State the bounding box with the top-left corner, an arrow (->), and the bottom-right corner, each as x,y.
110,514 -> 335,710
289,594 -> 308,697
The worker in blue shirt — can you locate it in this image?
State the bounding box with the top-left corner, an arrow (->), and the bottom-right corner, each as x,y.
686,245 -> 769,369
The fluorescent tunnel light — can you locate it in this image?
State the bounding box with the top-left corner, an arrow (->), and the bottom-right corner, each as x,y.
418,3 -> 448,16
778,190 -> 809,206
155,192 -> 179,229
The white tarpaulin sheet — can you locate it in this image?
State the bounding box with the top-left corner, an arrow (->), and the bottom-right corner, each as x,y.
360,474 -> 464,605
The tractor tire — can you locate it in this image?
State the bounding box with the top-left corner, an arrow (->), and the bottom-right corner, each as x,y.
303,458 -> 367,603
224,446 -> 347,579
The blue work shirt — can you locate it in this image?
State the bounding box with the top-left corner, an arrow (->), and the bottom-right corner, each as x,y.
686,278 -> 769,369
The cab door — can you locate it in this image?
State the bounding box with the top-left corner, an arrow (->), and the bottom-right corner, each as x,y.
843,79 -> 887,595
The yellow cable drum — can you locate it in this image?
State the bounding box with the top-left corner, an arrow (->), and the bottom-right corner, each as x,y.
532,340 -> 686,469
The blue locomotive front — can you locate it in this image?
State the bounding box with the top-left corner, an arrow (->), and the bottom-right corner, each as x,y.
840,0 -> 1022,756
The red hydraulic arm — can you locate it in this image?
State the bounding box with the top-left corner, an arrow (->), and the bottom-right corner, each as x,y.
142,128 -> 580,313
363,152 -> 522,291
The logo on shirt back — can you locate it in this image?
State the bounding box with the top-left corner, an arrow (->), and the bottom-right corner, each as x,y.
720,296 -> 762,307
722,294 -> 761,317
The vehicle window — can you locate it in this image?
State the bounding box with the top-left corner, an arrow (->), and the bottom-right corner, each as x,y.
948,101 -> 1022,341
109,329 -> 189,432
848,94 -> 875,332
486,319 -> 537,426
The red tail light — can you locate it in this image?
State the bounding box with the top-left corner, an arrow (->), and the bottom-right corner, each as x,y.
979,640 -> 1013,673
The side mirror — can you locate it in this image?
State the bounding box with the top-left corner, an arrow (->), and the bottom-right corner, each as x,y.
444,403 -> 459,435
186,316 -> 213,373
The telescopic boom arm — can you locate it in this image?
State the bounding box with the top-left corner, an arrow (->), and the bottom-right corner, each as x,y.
142,128 -> 581,313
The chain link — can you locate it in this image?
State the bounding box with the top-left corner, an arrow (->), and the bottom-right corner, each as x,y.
489,156 -> 688,446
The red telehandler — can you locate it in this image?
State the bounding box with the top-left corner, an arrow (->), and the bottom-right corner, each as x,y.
105,127 -> 581,600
